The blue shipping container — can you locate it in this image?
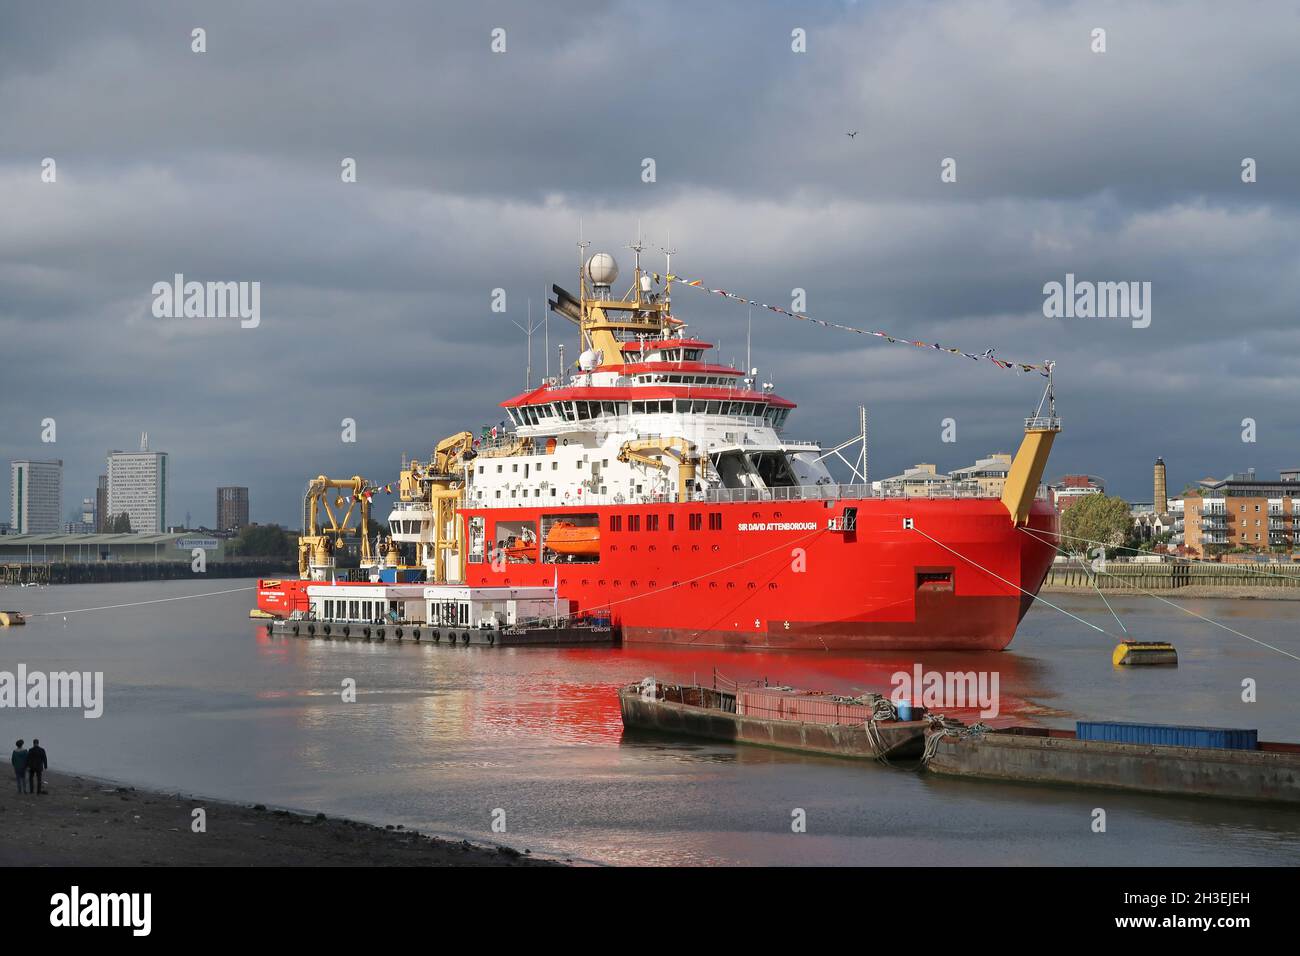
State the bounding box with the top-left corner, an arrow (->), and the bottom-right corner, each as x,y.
377,567 -> 423,583
1076,721 -> 1258,751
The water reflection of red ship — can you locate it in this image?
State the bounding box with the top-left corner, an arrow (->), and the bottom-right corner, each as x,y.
459,647 -> 1056,745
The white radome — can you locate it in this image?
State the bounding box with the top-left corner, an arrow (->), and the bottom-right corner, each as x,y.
586,252 -> 619,286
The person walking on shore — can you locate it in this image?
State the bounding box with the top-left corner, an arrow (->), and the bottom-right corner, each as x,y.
11,740 -> 28,794
26,739 -> 47,795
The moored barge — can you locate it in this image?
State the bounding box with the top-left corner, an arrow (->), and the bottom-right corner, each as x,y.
618,679 -> 927,760
263,581 -> 616,646
924,719 -> 1300,804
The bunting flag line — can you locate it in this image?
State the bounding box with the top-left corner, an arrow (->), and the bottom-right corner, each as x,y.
666,273 -> 1052,377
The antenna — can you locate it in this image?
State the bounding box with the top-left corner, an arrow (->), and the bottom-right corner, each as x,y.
628,223 -> 646,306
577,219 -> 591,353
577,218 -> 590,290
508,300 -> 545,390
658,229 -> 677,307
543,285 -> 550,381
746,307 -> 752,375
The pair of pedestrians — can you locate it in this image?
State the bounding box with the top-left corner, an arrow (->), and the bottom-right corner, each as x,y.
10,739 -> 48,795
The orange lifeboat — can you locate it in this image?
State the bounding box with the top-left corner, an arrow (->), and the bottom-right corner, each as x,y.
545,521 -> 600,558
502,536 -> 538,562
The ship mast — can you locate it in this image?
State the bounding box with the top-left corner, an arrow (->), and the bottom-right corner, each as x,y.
563,225 -> 675,367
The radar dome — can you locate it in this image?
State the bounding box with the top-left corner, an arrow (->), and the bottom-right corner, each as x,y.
586,252 -> 619,286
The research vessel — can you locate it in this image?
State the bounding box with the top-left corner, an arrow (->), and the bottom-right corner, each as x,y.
259,242 -> 1060,650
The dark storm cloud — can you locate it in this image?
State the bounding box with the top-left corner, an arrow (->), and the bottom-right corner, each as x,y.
2,0 -> 1299,526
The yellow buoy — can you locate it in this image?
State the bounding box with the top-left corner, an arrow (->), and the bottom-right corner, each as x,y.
1113,640 -> 1178,667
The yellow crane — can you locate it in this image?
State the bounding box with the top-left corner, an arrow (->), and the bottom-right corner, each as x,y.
618,437 -> 701,502
298,475 -> 373,579
399,432 -> 475,583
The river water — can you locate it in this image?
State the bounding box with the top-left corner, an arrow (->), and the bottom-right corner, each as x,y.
2,579 -> 1298,865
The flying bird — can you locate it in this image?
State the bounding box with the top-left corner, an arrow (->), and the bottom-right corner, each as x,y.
846,131 -> 859,138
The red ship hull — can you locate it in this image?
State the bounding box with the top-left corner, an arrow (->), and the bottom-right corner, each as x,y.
470,498 -> 1055,651
259,498 -> 1056,651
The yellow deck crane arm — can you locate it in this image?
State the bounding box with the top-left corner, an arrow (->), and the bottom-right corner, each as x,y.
298,475 -> 372,578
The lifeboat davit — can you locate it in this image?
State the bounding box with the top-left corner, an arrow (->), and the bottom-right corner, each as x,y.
545,521 -> 600,557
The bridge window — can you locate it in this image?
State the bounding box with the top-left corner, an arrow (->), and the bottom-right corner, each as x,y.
647,514 -> 659,532
610,515 -> 622,531
709,513 -> 722,531
689,513 -> 702,531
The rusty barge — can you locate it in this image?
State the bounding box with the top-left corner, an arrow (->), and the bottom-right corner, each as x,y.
924,720 -> 1300,804
618,680 -> 927,760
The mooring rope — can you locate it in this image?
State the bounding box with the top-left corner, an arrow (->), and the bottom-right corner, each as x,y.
921,713 -> 993,765
1069,548 -> 1128,634
30,585 -> 257,618
863,717 -> 894,764
1019,525 -> 1300,664
909,524 -> 1117,637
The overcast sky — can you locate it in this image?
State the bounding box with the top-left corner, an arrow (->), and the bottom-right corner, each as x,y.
3,0 -> 1299,528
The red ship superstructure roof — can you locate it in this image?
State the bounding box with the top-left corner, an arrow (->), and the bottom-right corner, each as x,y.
501,384 -> 795,410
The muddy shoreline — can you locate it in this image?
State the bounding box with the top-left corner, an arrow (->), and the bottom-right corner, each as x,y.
0,772 -> 566,867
